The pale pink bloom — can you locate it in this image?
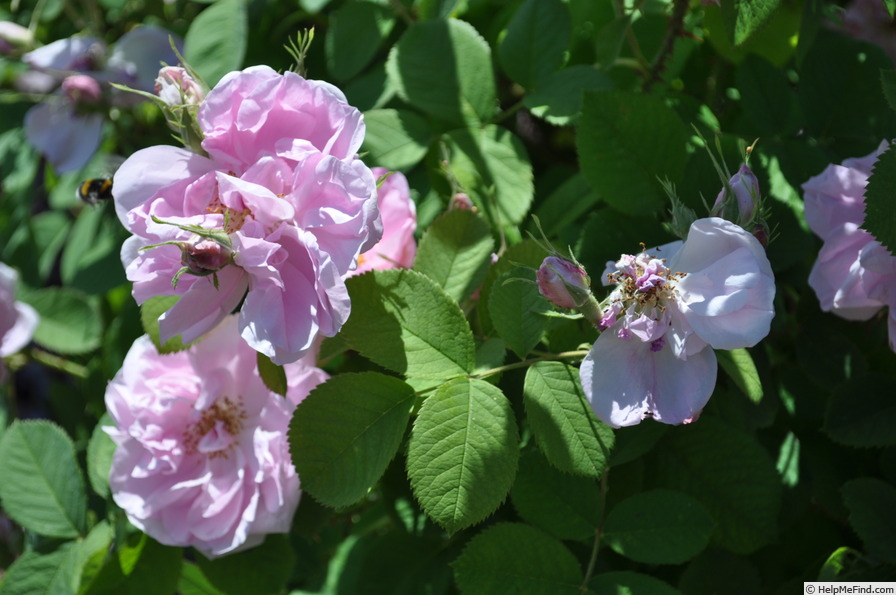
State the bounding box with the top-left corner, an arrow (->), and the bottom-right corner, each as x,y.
581,217 -> 775,428
104,315 -> 327,559
536,256 -> 590,309
116,66 -> 381,364
351,168 -> 416,275
803,141 -> 896,350
0,262 -> 38,359
21,26 -> 181,173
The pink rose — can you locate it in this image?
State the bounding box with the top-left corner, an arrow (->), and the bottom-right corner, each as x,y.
352,168 -> 417,275
803,141 -> 896,350
104,315 -> 327,559
581,218 -> 775,427
0,262 -> 38,359
115,66 -> 382,364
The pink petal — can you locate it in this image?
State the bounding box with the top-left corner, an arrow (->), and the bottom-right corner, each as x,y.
581,331 -> 718,428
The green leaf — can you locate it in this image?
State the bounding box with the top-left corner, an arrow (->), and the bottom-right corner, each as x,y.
477,240 -> 548,335
716,348 -> 763,404
498,0 -> 571,89
140,295 -> 194,354
864,143 -> 896,256
87,413 -> 116,499
590,571 -> 683,595
407,378 -> 519,533
881,69 -> 896,112
841,478 -> 896,564
257,352 -> 287,397
326,1 -> 395,81
603,489 -> 715,564
577,91 -> 688,216
452,523 -> 583,595
341,269 -> 475,379
818,547 -> 865,582
594,15 -> 632,70
184,0 -> 247,87
609,421 -> 668,467
0,546 -> 78,595
721,0 -> 783,46
361,108 -> 432,171
443,125 -> 534,226
83,533 -> 182,595
0,420 -> 87,538
178,563 -> 226,595
531,173 -> 602,237
60,203 -> 127,294
735,54 -> 800,135
413,209 -> 495,303
24,287 -> 102,355
654,418 -> 782,554
72,522 -> 114,594
678,548 -> 762,594
196,535 -> 295,594
290,372 -> 415,508
523,65 -> 613,125
523,361 -> 614,477
511,448 -> 600,541
824,375 -> 896,448
386,18 -> 496,125
488,267 -> 550,359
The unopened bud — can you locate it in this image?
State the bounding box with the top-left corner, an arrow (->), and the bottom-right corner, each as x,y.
712,163 -> 760,226
62,74 -> 102,105
182,238 -> 231,275
537,256 -> 591,309
450,193 -> 474,211
155,66 -> 204,107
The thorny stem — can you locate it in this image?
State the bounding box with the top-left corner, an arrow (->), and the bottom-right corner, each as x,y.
643,0 -> 689,92
581,466 -> 610,591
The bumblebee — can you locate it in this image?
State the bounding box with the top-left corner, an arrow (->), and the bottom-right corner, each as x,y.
77,178 -> 113,205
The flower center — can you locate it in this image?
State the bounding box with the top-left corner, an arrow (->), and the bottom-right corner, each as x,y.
600,250 -> 687,340
183,396 -> 248,459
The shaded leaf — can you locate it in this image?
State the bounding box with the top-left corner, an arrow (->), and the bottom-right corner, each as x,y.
341,269 -> 475,379
290,373 -> 415,508
0,420 -> 87,538
523,361 -> 614,477
453,523 -> 582,595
